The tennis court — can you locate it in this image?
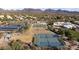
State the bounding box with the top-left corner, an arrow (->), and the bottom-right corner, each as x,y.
33,34 -> 64,48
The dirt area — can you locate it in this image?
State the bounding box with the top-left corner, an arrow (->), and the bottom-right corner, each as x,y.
31,28 -> 53,34
12,25 -> 53,43
64,40 -> 79,50
12,26 -> 33,43
0,32 -> 9,48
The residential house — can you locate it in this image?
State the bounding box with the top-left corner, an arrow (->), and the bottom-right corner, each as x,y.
53,22 -> 64,27
53,22 -> 76,29
63,22 -> 76,29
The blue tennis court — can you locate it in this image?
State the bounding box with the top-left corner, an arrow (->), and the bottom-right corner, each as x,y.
33,34 -> 64,48
0,25 -> 22,31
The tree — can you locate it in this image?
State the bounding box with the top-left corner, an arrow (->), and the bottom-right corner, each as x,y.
56,29 -> 64,35
8,40 -> 28,50
65,30 -> 71,37
64,29 -> 79,41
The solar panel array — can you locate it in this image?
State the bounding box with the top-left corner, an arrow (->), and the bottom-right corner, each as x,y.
33,34 -> 64,48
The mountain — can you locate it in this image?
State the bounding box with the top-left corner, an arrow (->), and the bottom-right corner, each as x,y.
44,9 -> 78,13
19,8 -> 43,13
0,8 -> 78,14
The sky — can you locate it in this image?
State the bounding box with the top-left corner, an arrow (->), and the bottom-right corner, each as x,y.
0,0 -> 79,11
53,8 -> 79,11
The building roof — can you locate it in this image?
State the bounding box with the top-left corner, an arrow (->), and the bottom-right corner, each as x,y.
53,22 -> 64,26
33,34 -> 64,48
